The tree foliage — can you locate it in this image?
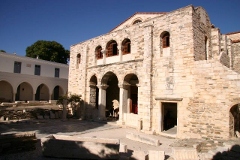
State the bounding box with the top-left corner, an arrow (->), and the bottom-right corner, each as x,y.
0,50 -> 6,52
26,40 -> 69,64
56,94 -> 82,118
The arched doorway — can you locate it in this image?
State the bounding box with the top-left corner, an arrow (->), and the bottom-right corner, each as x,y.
230,104 -> 240,137
88,75 -> 99,119
0,81 -> 13,102
89,75 -> 99,108
35,84 -> 49,101
101,72 -> 119,119
16,82 -> 33,101
123,74 -> 139,114
51,85 -> 64,100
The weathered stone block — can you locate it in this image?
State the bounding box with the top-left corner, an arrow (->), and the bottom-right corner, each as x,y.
172,147 -> 199,160
148,150 -> 165,160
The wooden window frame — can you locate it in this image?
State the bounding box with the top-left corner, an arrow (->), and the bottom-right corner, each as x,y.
96,46 -> 103,59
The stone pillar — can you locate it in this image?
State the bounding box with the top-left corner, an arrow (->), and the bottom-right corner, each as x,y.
159,101 -> 163,132
48,93 -> 51,103
118,84 -> 129,124
97,84 -> 108,120
141,24 -> 153,131
102,50 -> 106,64
211,28 -> 220,60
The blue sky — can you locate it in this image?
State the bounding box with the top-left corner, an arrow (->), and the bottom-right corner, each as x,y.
0,0 -> 239,56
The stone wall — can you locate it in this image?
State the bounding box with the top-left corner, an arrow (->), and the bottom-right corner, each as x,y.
232,42 -> 240,73
182,60 -> 240,139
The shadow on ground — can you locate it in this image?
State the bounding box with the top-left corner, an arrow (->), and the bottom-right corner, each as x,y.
212,144 -> 240,160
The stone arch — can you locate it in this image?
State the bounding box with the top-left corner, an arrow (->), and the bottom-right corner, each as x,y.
105,40 -> 118,57
160,31 -> 170,48
95,45 -> 103,59
51,85 -> 64,100
16,82 -> 33,101
123,74 -> 139,114
205,36 -> 209,60
229,104 -> 240,137
132,18 -> 142,25
98,71 -> 119,119
89,75 -> 99,108
35,83 -> 49,101
87,75 -> 99,119
0,80 -> 13,102
76,53 -> 81,68
121,38 -> 131,55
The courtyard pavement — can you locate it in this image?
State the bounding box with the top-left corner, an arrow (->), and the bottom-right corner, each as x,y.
0,118 -> 176,159
1,118 -> 240,160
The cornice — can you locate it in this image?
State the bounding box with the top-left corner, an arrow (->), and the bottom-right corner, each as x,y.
0,52 -> 68,68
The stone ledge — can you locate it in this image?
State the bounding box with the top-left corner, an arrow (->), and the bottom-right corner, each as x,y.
155,97 -> 183,101
41,134 -> 120,159
126,132 -> 160,146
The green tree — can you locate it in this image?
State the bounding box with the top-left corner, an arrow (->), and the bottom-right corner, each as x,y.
0,50 -> 6,52
56,94 -> 82,119
26,40 -> 69,64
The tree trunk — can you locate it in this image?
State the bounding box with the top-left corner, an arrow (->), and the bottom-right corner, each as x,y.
62,99 -> 67,120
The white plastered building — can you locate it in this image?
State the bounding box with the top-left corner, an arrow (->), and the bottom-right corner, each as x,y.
0,52 -> 68,103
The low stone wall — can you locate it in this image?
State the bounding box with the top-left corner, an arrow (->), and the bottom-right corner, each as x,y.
41,134 -> 120,159
124,113 -> 139,129
0,108 -> 63,121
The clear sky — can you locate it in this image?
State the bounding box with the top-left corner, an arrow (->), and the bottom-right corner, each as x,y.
0,0 -> 239,56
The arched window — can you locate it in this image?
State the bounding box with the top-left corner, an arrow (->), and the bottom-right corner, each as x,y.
76,54 -> 81,68
95,46 -> 103,59
122,38 -> 131,55
106,40 -> 118,57
133,19 -> 142,25
161,31 -> 170,48
205,36 -> 208,60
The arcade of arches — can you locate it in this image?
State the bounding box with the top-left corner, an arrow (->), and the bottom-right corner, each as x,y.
0,80 -> 64,102
88,72 -> 139,121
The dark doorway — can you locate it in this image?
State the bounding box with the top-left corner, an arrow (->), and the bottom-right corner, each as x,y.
106,74 -> 119,118
53,86 -> 59,100
15,85 -> 20,101
162,102 -> 177,131
130,86 -> 138,114
230,104 -> 240,137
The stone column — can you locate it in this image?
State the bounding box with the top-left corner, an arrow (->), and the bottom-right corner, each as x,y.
117,84 -> 130,124
141,24 -> 153,131
48,93 -> 51,103
102,50 -> 106,64
97,84 -> 108,120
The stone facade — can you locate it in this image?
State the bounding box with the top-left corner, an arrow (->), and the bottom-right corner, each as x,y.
68,5 -> 240,139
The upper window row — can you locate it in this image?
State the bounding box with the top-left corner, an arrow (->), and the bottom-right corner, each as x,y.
95,38 -> 131,60
76,31 -> 170,62
13,61 -> 59,77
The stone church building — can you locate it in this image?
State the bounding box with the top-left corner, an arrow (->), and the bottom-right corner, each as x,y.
68,5 -> 240,139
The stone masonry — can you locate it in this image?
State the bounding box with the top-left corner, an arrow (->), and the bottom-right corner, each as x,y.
68,5 -> 240,139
